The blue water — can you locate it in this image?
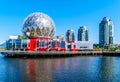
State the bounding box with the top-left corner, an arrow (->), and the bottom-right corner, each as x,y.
0,54 -> 120,82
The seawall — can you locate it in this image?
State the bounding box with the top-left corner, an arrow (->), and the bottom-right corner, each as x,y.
1,51 -> 120,58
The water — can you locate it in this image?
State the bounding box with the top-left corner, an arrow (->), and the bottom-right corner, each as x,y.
0,54 -> 120,82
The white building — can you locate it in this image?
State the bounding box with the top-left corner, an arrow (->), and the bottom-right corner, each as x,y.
75,41 -> 93,50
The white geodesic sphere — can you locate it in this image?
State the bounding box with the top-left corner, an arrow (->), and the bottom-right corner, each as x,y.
23,12 -> 55,38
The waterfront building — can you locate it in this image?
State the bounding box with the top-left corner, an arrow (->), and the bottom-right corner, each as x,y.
5,12 -> 83,52
6,12 -> 68,52
6,39 -> 29,50
66,30 -> 75,43
75,41 -> 93,50
78,26 -> 88,41
99,17 -> 114,48
22,12 -> 57,51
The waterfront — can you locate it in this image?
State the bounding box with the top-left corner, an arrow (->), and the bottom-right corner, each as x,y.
0,54 -> 120,82
2,51 -> 120,57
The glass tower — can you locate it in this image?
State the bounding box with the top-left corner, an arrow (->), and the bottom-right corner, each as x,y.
66,30 -> 75,43
99,17 -> 114,48
78,26 -> 88,41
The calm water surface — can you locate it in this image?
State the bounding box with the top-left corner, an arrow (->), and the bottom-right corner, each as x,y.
0,54 -> 120,82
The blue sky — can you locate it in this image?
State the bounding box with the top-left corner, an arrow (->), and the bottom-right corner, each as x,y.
0,0 -> 120,44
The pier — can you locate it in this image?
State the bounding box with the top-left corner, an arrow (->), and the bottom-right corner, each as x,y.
1,50 -> 120,58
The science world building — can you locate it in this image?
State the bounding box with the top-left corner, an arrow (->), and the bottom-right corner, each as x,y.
23,12 -> 55,38
6,12 -> 93,52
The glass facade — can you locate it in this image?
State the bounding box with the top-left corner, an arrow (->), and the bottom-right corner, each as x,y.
60,41 -> 66,48
37,40 -> 47,48
51,40 -> 56,48
6,39 -> 29,50
22,40 -> 28,48
78,26 -> 88,41
99,17 -> 114,48
66,30 -> 75,43
16,39 -> 22,49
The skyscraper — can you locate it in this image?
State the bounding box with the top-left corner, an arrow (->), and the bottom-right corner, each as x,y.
99,17 -> 114,48
66,30 -> 75,43
78,26 -> 88,41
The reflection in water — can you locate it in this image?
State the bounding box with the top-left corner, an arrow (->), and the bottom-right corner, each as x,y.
97,57 -> 118,82
1,55 -> 120,82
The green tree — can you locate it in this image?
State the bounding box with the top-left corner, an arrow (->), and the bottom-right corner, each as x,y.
17,35 -> 28,40
21,36 -> 28,39
109,48 -> 116,51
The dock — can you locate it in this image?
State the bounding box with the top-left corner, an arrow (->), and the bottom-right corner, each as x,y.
1,50 -> 120,58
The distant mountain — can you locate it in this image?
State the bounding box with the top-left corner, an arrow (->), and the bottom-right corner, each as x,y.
0,42 -> 6,47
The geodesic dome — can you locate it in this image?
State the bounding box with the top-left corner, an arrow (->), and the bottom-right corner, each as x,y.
23,12 -> 55,38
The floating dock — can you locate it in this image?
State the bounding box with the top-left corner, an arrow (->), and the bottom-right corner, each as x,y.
1,51 -> 120,58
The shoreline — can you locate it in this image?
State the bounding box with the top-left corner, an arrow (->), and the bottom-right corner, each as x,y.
1,50 -> 120,58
